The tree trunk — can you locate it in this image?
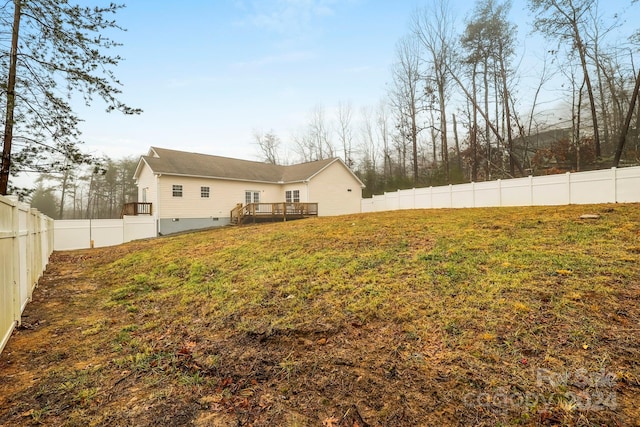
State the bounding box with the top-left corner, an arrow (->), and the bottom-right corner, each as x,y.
0,0 -> 22,195
471,66 -> 479,182
411,101 -> 419,185
438,82 -> 449,182
613,69 -> 640,167
58,169 -> 69,219
499,45 -> 515,176
452,113 -> 462,171
572,21 -> 601,158
483,58 -> 491,180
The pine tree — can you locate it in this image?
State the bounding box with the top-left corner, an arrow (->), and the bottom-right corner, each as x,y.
0,0 -> 141,195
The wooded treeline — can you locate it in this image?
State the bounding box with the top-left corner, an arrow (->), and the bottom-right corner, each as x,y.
257,0 -> 640,197
31,157 -> 138,219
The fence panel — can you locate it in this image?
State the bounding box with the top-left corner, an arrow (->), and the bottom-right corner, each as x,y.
54,217 -> 157,251
531,174 -> 570,205
569,169 -> 615,204
361,198 -> 374,213
0,197 -> 16,355
123,216 -> 156,242
431,186 -> 453,208
90,220 -> 125,248
361,166 -> 640,212
474,181 -> 501,207
451,183 -> 475,208
54,220 -> 91,251
617,166 -> 640,202
17,204 -> 29,312
398,189 -> 415,210
0,195 -> 52,355
500,177 -> 533,206
385,192 -> 400,211
414,187 -> 432,209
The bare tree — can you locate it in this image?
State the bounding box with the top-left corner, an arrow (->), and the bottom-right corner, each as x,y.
389,34 -> 423,184
336,101 -> 354,167
0,1 -> 141,195
413,0 -> 457,181
254,129 -> 281,164
613,68 -> 640,166
309,105 -> 334,160
530,0 -> 602,158
461,0 -> 518,177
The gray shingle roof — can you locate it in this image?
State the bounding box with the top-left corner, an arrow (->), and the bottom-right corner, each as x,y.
138,147 -> 356,184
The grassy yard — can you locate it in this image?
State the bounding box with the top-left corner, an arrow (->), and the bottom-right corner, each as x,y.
0,204 -> 639,426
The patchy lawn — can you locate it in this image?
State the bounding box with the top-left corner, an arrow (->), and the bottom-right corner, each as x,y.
1,205 -> 639,426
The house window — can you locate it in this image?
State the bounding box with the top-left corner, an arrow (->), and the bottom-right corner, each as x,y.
245,190 -> 260,205
172,185 -> 183,197
285,190 -> 300,203
201,186 -> 210,198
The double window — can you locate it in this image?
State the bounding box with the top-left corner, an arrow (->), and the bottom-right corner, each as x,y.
245,190 -> 260,205
285,190 -> 300,203
172,185 -> 183,197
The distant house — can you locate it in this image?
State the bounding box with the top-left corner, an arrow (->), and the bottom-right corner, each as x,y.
131,147 -> 365,234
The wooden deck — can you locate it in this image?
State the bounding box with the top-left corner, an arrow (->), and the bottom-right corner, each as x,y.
230,202 -> 318,225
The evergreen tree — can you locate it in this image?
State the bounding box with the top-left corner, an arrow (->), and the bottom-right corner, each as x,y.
0,0 -> 141,195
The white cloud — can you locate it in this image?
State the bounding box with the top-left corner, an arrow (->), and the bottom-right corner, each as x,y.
231,50 -> 315,69
236,0 -> 340,35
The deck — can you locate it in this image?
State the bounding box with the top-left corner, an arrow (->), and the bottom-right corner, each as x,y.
230,202 -> 318,225
121,202 -> 152,217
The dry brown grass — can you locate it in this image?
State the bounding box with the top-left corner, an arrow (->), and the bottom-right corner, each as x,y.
1,204 -> 639,426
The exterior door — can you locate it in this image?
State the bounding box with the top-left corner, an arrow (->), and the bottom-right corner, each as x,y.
245,191 -> 260,204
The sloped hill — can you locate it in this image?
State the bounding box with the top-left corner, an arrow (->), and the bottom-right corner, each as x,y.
1,205 -> 639,426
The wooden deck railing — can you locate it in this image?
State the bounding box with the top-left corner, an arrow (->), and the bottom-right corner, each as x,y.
230,202 -> 318,225
121,202 -> 152,217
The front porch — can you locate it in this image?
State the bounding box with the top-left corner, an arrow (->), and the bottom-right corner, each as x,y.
230,202 -> 318,225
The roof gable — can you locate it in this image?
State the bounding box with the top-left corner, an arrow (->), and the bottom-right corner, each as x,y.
134,147 -> 362,186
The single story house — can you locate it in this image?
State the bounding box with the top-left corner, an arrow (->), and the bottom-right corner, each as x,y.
132,147 -> 365,234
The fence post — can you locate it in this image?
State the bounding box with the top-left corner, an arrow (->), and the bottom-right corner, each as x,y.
449,184 -> 453,208
567,171 -> 572,204
497,179 -> 502,207
472,182 -> 476,207
612,167 -> 617,203
10,198 -> 20,326
529,175 -> 534,206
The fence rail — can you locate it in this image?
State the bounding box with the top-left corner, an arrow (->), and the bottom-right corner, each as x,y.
362,166 -> 640,212
230,202 -> 319,225
121,202 -> 152,217
0,195 -> 54,355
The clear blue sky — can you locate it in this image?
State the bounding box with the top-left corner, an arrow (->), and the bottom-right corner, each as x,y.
70,0 -> 637,164
75,0 -> 417,162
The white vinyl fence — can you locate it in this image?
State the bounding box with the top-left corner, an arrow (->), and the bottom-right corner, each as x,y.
54,215 -> 156,251
362,166 -> 640,212
0,195 -> 54,355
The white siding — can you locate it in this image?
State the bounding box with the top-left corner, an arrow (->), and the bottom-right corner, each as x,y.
136,163 -> 157,214
307,161 -> 362,216
137,157 -> 364,221
157,176 -> 283,219
282,185 -> 306,202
